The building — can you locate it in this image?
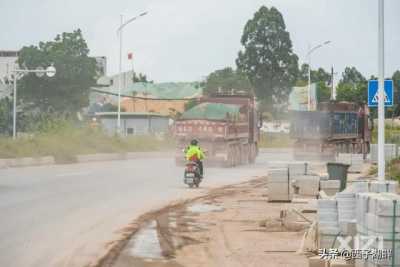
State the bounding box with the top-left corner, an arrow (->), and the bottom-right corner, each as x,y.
95,112 -> 170,136
91,81 -> 203,117
94,56 -> 107,76
120,82 -> 202,116
0,50 -> 19,83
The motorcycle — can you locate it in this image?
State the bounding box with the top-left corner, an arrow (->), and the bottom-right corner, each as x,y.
184,161 -> 202,188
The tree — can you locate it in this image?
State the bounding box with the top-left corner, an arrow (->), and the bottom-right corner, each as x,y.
297,64 -> 331,103
236,6 -> 299,108
391,70 -> 400,116
17,29 -> 97,114
340,66 -> 366,85
203,67 -> 252,95
0,97 -> 12,135
132,72 -> 153,83
336,67 -> 367,103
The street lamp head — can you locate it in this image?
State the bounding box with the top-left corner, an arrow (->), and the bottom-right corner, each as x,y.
35,67 -> 45,78
139,11 -> 148,16
324,41 -> 331,45
46,65 -> 56,77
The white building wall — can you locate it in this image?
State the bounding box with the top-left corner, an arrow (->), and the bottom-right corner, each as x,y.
0,51 -> 18,83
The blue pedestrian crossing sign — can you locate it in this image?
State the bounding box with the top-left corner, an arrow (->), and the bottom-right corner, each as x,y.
368,79 -> 393,107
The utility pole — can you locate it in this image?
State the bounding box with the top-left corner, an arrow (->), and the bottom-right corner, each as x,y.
377,0 -> 385,181
331,66 -> 336,100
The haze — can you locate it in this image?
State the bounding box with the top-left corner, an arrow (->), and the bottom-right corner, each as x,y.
1,0 -> 399,81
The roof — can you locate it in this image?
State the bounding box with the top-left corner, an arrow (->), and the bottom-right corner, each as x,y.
180,102 -> 241,121
95,112 -> 168,118
112,82 -> 203,99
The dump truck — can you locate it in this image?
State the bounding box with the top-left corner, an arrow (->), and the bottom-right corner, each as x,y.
290,101 -> 373,160
173,92 -> 261,167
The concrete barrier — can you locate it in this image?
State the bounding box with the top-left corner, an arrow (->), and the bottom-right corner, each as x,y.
0,152 -> 173,168
0,156 -> 55,168
75,153 -> 125,163
370,143 -> 397,163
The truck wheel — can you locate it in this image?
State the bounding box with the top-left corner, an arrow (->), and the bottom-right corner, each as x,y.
242,145 -> 249,165
249,144 -> 256,164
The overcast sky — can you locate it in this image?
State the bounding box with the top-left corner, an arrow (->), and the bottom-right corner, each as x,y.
1,0 -> 399,82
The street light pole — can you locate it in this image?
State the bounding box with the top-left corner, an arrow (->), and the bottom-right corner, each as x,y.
117,11 -> 148,135
378,0 -> 385,181
11,66 -> 56,139
13,72 -> 17,139
307,41 -> 331,111
118,14 -> 123,135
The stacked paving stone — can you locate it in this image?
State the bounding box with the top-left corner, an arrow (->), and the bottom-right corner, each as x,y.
318,199 -> 340,249
370,144 -> 397,163
355,193 -> 400,267
267,168 -> 292,202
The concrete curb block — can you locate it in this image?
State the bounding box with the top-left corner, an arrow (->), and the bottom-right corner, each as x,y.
0,152 -> 174,169
0,156 -> 55,169
75,153 -> 125,163
76,151 -> 174,163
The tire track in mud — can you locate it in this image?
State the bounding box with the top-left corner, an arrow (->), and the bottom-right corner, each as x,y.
89,178 -> 267,267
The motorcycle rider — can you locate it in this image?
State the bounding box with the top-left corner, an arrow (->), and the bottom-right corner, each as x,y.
185,139 -> 205,178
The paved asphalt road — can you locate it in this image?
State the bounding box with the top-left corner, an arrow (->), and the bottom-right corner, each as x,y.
0,149 -> 293,267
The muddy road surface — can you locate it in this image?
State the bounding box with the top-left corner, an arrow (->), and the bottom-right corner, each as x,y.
0,149 -> 294,267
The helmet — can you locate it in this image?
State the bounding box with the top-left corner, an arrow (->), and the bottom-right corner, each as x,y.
190,139 -> 198,146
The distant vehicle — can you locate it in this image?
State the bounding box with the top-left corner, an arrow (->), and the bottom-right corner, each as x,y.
260,121 -> 290,134
173,92 -> 262,167
184,161 -> 202,188
290,101 -> 372,159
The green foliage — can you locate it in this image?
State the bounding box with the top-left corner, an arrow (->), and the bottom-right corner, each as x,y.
336,66 -> 367,104
316,82 -> 331,103
391,71 -> 400,117
259,133 -> 293,148
0,98 -> 12,135
0,121 -> 174,162
203,67 -> 252,95
184,99 -> 199,111
133,72 -> 152,83
297,64 -> 331,103
236,6 -> 298,108
17,29 -> 97,114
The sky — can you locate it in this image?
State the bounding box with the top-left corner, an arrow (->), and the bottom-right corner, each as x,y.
0,0 -> 399,83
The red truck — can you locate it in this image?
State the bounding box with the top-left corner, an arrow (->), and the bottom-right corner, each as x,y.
173,92 -> 261,167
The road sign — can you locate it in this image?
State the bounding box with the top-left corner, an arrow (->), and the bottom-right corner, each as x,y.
368,79 -> 393,107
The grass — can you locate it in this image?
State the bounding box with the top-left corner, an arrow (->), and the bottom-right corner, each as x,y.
259,133 -> 294,148
0,124 -> 174,163
368,159 -> 400,182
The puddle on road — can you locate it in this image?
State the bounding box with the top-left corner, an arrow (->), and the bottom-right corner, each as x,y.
113,202 -> 223,267
187,203 -> 224,213
129,220 -> 164,259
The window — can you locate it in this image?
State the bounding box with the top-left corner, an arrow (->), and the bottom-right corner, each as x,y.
126,128 -> 134,135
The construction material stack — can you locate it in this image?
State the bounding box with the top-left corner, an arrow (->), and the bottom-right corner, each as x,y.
355,193 -> 400,267
268,168 -> 293,202
318,199 -> 340,249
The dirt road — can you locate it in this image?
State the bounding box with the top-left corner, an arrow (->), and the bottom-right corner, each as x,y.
108,178 -> 316,267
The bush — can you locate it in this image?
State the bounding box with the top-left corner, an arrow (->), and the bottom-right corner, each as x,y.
259,133 -> 293,148
0,120 -> 174,162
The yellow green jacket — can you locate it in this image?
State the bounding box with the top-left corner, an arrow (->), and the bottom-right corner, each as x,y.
185,145 -> 205,161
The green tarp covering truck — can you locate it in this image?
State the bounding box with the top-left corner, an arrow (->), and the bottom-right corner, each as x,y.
173,92 -> 261,167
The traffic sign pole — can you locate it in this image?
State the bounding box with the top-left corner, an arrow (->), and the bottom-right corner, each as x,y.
378,0 -> 385,181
